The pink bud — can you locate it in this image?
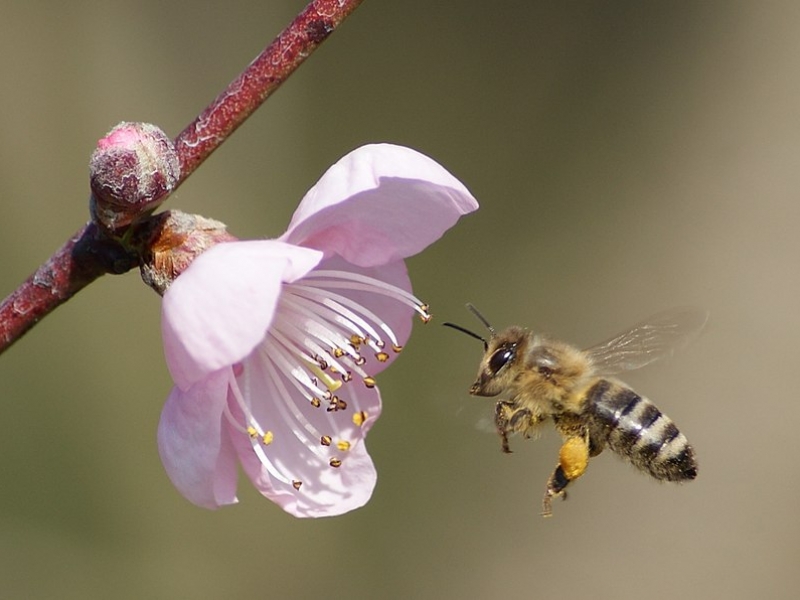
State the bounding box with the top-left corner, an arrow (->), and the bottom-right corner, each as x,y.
89,122 -> 180,232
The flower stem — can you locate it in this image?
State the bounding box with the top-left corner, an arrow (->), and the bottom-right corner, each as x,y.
0,0 -> 364,355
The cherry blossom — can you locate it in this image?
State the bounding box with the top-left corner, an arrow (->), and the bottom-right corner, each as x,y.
157,144 -> 478,517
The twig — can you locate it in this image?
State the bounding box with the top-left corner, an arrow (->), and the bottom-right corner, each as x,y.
0,0 -> 365,355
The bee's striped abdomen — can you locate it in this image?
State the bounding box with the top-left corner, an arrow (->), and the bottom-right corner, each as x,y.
587,380 -> 697,481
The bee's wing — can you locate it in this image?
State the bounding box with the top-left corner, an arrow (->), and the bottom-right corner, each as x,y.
584,307 -> 708,375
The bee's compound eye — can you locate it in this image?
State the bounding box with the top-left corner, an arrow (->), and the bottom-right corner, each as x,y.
489,344 -> 516,374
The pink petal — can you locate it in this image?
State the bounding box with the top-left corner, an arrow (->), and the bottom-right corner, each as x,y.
280,144 -> 479,267
229,348 -> 382,517
162,240 -> 322,390
157,370 -> 239,509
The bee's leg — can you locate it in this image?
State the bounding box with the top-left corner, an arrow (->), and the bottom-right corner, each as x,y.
542,436 -> 590,517
494,400 -> 516,453
494,401 -> 534,454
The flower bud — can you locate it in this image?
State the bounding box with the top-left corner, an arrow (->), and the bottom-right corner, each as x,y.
137,210 -> 236,295
89,122 -> 180,233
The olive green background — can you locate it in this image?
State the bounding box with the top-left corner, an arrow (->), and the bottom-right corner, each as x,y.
1,2 -> 798,599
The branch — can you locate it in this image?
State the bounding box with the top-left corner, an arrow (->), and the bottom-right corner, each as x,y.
174,0 -> 364,184
0,223 -> 137,353
0,0 -> 365,355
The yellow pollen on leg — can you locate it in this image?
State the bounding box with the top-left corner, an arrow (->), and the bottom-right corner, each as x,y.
559,436 -> 590,480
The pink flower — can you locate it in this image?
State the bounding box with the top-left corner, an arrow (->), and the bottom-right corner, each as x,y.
157,144 -> 478,517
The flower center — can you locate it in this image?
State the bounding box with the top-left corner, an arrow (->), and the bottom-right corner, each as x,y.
224,267 -> 430,492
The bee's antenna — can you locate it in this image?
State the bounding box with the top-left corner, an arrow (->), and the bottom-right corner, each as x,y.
442,322 -> 488,351
443,303 -> 496,351
466,303 -> 495,336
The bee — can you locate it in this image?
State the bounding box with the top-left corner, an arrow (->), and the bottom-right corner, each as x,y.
444,305 -> 707,517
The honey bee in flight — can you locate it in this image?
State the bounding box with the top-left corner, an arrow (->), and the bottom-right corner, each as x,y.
444,306 -> 707,517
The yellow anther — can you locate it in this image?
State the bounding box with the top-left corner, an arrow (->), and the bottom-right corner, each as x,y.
375,352 -> 390,363
247,426 -> 258,438
363,376 -> 376,389
333,347 -> 345,358
336,440 -> 351,452
392,344 -> 403,353
262,431 -> 274,445
352,411 -> 368,427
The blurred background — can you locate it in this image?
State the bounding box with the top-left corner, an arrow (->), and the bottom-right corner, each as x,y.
1,1 -> 798,598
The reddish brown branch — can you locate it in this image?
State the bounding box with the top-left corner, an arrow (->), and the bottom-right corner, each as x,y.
173,0 -> 364,184
0,223 -> 138,352
0,0 -> 365,355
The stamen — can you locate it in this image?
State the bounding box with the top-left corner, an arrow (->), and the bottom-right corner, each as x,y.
288,284 -> 402,349
279,299 -> 363,364
225,379 -> 293,486
303,270 -> 429,319
260,357 -> 325,453
285,288 -> 387,353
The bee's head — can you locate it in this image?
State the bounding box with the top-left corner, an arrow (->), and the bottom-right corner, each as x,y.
444,304 -> 528,397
